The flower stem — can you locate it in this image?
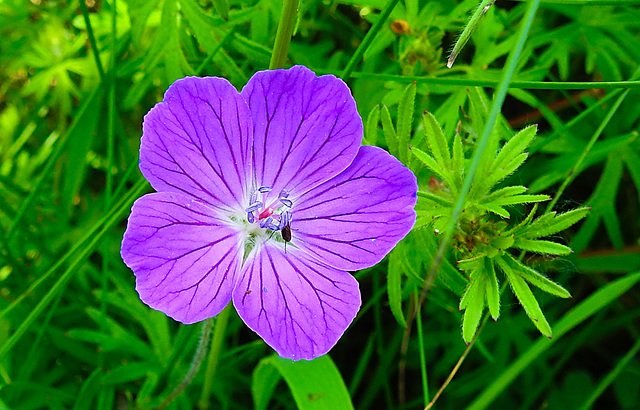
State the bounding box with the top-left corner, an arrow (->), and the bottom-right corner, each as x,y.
198,303 -> 232,409
157,318 -> 215,410
269,0 -> 300,70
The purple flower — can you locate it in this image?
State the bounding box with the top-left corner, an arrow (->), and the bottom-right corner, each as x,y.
121,66 -> 417,360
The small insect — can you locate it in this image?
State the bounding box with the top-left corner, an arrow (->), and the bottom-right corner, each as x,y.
282,222 -> 292,252
245,290 -> 252,295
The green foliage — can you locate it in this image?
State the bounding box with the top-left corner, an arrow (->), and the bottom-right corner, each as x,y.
1,0 -> 640,409
411,108 -> 587,342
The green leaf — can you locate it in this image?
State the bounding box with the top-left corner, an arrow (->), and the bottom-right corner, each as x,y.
102,362 -> 162,385
387,251 -> 407,328
497,255 -> 552,338
417,190 -> 454,207
480,202 -> 510,218
461,271 -> 485,343
493,125 -> 537,172
397,82 -> 416,163
472,152 -> 528,200
72,369 -> 103,410
381,104 -> 397,156
422,110 -> 451,171
484,258 -> 501,320
252,358 -> 283,410
481,185 -> 528,203
493,194 -> 550,207
513,238 -> 572,255
411,147 -> 456,190
60,87 -> 104,222
364,104 -> 380,146
521,207 -> 590,239
468,272 -> 640,410
262,355 -> 355,410
452,133 -> 465,187
502,253 -> 571,298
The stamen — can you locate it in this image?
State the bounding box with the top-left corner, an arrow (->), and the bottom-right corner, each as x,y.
247,212 -> 255,223
258,186 -> 272,193
279,210 -> 292,230
245,202 -> 263,213
279,198 -> 293,208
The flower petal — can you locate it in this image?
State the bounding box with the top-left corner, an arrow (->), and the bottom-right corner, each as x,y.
121,192 -> 243,324
241,66 -> 362,202
233,243 -> 361,360
293,146 -> 417,271
140,77 -> 252,212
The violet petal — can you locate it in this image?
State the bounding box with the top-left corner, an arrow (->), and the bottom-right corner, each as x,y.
293,146 -> 417,271
241,65 -> 362,203
121,192 -> 242,324
233,243 -> 361,360
140,77 -> 252,211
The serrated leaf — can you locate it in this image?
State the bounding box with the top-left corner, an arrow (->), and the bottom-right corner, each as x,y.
462,274 -> 485,343
493,125 -> 537,171
452,133 -> 465,187
411,147 -> 456,190
484,258 -> 500,320
522,207 -> 590,239
381,104 -> 398,156
423,110 -> 451,171
498,256 -> 552,337
502,253 -> 571,298
417,190 -> 454,207
364,104 -> 380,146
481,185 -> 528,203
472,152 -> 528,200
514,238 -> 572,255
457,254 -> 485,272
480,203 -> 510,218
397,82 -> 416,163
387,252 -> 407,328
493,194 -> 550,206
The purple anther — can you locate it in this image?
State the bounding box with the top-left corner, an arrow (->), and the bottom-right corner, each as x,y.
245,202 -> 263,213
279,189 -> 290,199
260,216 -> 280,231
247,212 -> 255,224
258,186 -> 272,193
279,198 -> 293,208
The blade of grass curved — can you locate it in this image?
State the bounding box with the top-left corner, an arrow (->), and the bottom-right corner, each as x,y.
577,335 -> 640,410
0,178 -> 148,362
341,72 -> 640,90
341,0 -> 401,80
467,271 -> 640,410
421,0 -> 541,304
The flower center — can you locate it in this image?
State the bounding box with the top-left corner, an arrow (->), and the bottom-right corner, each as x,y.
244,186 -> 293,234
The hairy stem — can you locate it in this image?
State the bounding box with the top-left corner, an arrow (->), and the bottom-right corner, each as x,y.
157,318 -> 215,410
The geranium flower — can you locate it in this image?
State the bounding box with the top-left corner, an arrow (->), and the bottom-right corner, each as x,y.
121,66 -> 417,360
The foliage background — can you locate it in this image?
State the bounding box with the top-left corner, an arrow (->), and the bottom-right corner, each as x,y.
1,0 -> 639,408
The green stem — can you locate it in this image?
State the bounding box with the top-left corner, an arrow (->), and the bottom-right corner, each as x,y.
341,0 -> 401,80
198,303 -> 232,409
79,0 -> 105,79
158,318 -> 215,410
269,0 -> 300,70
